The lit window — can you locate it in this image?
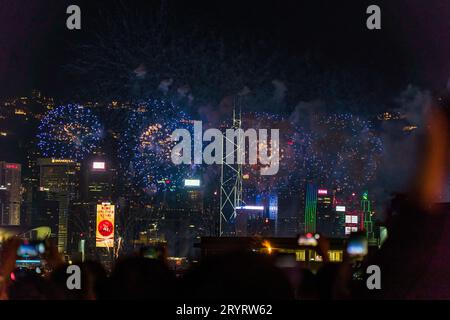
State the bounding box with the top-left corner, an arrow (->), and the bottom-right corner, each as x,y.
93,162 -> 105,170
345,215 -> 352,223
351,227 -> 358,232
351,216 -> 358,223
295,250 -> 306,261
345,227 -> 351,235
328,250 -> 343,262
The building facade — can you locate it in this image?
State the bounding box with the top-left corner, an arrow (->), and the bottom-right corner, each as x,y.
38,158 -> 80,254
0,162 -> 21,225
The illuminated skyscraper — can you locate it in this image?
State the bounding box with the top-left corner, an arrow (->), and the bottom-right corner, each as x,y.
361,191 -> 375,241
235,205 -> 273,237
0,162 -> 21,225
38,158 -> 80,255
316,188 -> 344,237
304,183 -> 318,233
68,158 -> 118,266
81,158 -> 116,202
344,210 -> 362,236
253,193 -> 278,236
268,194 -> 278,235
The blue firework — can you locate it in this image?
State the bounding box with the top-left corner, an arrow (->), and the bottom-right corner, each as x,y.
309,113 -> 383,191
119,99 -> 196,194
37,104 -> 103,161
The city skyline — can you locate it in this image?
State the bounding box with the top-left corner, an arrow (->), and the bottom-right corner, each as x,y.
0,91 -> 406,280
0,0 -> 449,303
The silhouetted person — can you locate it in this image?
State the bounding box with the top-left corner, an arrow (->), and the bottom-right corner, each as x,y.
296,269 -> 319,300
80,261 -> 108,300
103,257 -> 176,300
46,261 -> 107,300
357,92 -> 450,299
179,252 -> 294,300
8,269 -> 49,300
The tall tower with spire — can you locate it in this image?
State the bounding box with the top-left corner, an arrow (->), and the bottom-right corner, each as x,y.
219,96 -> 245,236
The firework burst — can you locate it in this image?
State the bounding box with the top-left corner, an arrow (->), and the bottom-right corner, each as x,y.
119,99 -> 197,194
308,113 -> 383,192
239,112 -> 313,200
37,104 -> 103,161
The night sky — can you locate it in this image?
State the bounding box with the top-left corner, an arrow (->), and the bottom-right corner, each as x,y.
1,0 -> 449,105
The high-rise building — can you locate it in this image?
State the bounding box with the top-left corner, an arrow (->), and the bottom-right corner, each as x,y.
0,162 -> 21,225
81,159 -> 116,203
0,189 -> 9,225
304,185 -> 346,238
304,183 -> 318,234
38,158 -> 80,254
23,177 -> 59,235
203,189 -> 220,236
334,191 -> 363,237
22,177 -> 37,228
361,191 -> 375,242
67,158 -> 117,267
344,209 -> 362,236
340,191 -> 376,238
158,180 -> 205,257
235,206 -> 273,237
316,188 -> 344,237
278,189 -> 304,237
316,188 -> 332,235
254,193 -> 278,236
277,194 -> 305,237
302,187 -> 345,238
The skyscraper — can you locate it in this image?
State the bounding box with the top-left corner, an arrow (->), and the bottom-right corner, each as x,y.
159,179 -> 205,257
278,188 -> 304,237
30,188 -> 60,238
68,158 -> 118,267
316,188 -> 345,237
344,209 -> 362,236
254,193 -> 278,236
81,159 -> 116,203
361,191 -> 375,242
304,183 -> 318,234
38,158 -> 80,254
0,162 -> 21,225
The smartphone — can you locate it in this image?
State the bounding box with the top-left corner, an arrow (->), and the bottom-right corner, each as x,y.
346,234 -> 368,257
16,241 -> 46,259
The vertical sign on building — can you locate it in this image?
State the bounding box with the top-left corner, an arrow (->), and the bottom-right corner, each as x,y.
96,202 -> 115,247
